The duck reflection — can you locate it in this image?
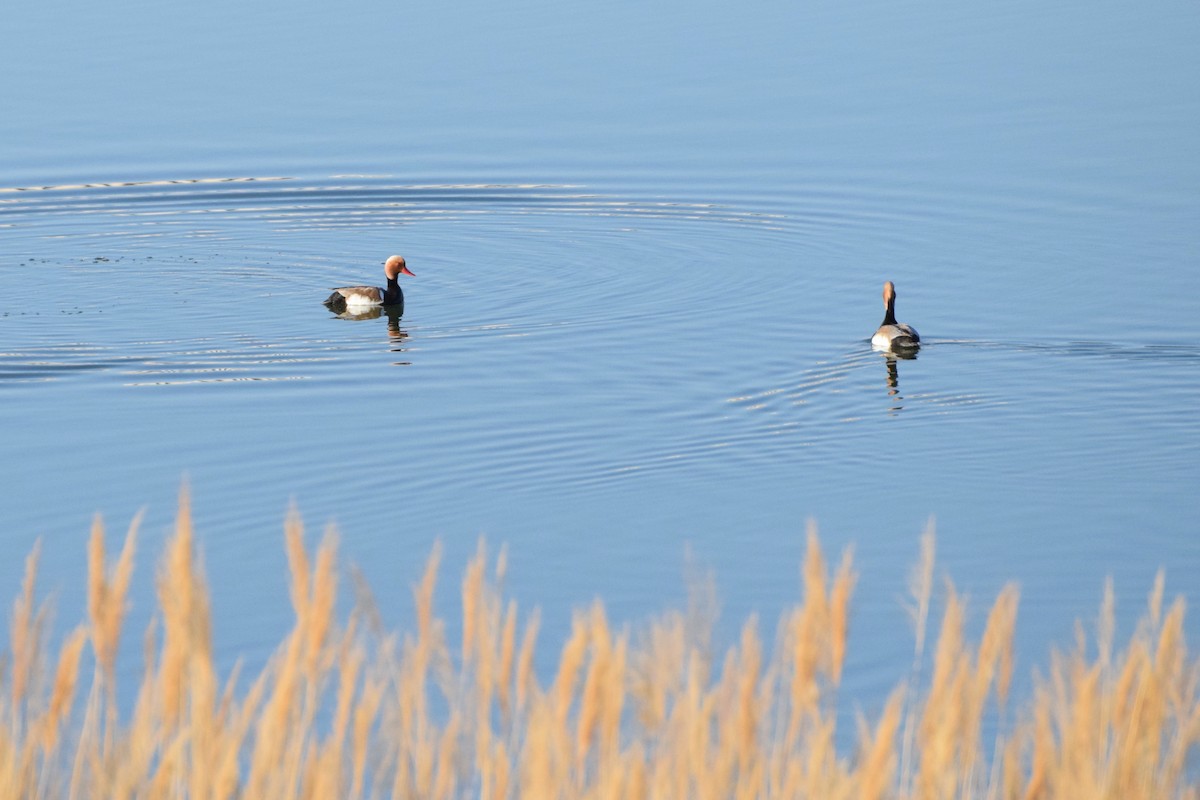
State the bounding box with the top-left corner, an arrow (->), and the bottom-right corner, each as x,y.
880,348 -> 917,412
333,306 -> 385,323
330,305 -> 411,363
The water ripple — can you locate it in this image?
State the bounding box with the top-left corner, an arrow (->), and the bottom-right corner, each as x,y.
0,176 -> 795,240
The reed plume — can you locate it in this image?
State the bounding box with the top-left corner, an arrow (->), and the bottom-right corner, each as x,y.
0,495 -> 1197,798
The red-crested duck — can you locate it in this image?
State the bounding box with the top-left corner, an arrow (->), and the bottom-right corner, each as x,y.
324,255 -> 414,312
871,281 -> 920,350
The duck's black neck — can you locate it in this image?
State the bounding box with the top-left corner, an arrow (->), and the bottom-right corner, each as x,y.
383,277 -> 402,304
881,298 -> 898,326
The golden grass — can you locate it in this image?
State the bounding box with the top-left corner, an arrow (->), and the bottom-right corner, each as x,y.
1,489 -> 1198,799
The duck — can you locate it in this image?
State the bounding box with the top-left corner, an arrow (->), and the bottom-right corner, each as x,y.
324,255 -> 414,313
871,281 -> 920,350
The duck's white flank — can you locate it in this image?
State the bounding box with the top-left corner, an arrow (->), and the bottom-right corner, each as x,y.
335,287 -> 385,307
872,323 -> 920,348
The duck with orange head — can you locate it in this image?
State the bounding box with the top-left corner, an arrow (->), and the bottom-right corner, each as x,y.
324,255 -> 415,313
871,281 -> 920,351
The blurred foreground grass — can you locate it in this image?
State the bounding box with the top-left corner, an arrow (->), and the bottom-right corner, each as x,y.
1,489 -> 1197,798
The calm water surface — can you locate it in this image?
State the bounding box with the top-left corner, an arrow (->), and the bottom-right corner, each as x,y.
2,0 -> 1199,704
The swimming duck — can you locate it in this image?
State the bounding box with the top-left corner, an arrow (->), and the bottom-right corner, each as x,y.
871,281 -> 920,350
324,255 -> 414,313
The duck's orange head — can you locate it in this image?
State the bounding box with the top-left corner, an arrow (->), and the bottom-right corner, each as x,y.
384,255 -> 415,279
882,281 -> 896,306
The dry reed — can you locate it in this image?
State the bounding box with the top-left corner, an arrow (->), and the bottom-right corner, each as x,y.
0,493 -> 1197,798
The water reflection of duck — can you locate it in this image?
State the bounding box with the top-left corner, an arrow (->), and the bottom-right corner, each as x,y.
331,303 -> 408,334
881,354 -> 910,413
324,255 -> 414,313
330,304 -> 410,357
385,310 -> 408,343
871,281 -> 920,352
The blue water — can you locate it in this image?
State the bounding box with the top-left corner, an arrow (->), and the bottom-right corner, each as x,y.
2,0 -> 1199,706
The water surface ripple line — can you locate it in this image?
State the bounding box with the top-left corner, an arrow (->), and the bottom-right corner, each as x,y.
0,176 -> 796,236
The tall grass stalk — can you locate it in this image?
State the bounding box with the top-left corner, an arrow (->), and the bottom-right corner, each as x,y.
0,494 -> 1197,798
